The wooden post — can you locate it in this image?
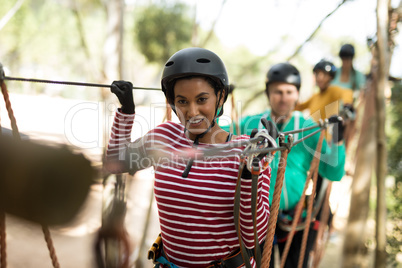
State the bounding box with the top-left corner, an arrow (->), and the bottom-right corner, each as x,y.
341,57 -> 376,268
374,0 -> 396,266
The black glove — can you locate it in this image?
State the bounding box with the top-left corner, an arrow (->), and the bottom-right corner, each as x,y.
329,115 -> 344,143
343,104 -> 356,120
260,118 -> 279,140
111,80 -> 135,114
343,104 -> 355,114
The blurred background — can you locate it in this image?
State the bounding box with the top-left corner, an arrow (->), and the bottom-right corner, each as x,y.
0,0 -> 401,267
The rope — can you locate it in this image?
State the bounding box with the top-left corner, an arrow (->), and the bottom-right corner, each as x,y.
312,182 -> 332,268
280,131 -> 324,268
261,148 -> 289,267
0,211 -> 6,268
0,81 -> 20,140
297,133 -> 325,268
3,75 -> 160,91
42,226 -> 60,268
233,158 -> 252,268
1,80 -> 60,268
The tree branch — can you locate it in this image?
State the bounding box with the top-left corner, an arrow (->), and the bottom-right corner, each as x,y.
287,0 -> 348,61
0,0 -> 25,31
199,0 -> 227,47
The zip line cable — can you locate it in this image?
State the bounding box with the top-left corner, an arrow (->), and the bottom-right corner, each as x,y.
199,123 -> 327,158
3,75 -> 161,91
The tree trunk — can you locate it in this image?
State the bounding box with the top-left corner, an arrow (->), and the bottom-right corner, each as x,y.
341,76 -> 376,268
374,0 -> 394,266
102,0 -> 124,82
101,0 -> 125,156
342,0 -> 398,266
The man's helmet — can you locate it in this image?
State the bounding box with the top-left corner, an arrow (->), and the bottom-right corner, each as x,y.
313,60 -> 337,78
265,62 -> 301,91
161,47 -> 229,104
339,44 -> 355,58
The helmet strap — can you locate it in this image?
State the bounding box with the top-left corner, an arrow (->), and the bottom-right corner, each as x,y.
182,123 -> 213,178
181,90 -> 223,177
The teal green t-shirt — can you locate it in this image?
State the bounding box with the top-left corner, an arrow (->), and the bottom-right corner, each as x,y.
220,110 -> 346,210
331,68 -> 366,91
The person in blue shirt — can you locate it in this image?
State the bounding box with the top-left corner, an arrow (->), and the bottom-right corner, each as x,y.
331,44 -> 366,94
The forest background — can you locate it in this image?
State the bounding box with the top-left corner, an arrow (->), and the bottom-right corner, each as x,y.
0,0 -> 401,267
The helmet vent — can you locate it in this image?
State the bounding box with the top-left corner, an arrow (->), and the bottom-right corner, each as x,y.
165,61 -> 174,67
196,58 -> 210,63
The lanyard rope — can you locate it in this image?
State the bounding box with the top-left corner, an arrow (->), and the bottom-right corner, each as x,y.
296,131 -> 325,268
261,134 -> 291,267
233,158 -> 253,268
279,131 -> 325,268
312,181 -> 333,267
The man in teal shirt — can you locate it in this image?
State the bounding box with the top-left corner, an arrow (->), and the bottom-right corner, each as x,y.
220,63 -> 346,267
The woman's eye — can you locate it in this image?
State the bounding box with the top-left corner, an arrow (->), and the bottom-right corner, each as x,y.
198,97 -> 207,103
177,99 -> 186,104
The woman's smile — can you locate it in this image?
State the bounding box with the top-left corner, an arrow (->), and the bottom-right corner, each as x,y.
188,117 -> 204,127
173,77 -> 226,142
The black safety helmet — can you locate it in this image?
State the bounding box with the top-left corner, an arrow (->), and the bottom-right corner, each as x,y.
161,47 -> 229,115
339,44 -> 355,58
313,60 -> 337,78
265,62 -> 301,92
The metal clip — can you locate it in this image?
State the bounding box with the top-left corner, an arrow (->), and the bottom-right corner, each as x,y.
278,133 -> 285,147
279,133 -> 293,152
287,134 -> 294,148
245,130 -> 278,170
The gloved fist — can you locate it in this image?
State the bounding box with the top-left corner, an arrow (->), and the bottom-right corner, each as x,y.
260,118 -> 279,140
329,115 -> 344,143
343,104 -> 355,113
342,104 -> 356,121
111,80 -> 135,114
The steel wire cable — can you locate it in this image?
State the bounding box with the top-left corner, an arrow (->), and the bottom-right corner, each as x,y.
3,76 -> 161,91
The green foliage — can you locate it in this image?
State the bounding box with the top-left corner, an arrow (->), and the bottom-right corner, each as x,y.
386,81 -> 402,266
386,184 -> 402,267
0,0 -> 105,99
134,1 -> 193,64
388,82 -> 402,184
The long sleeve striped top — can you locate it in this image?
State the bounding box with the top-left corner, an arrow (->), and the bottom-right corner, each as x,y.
106,109 -> 271,268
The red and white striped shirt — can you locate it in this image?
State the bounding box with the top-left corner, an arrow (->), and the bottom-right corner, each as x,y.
107,110 -> 271,268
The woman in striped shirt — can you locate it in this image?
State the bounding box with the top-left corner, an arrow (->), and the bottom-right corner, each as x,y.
106,47 -> 271,268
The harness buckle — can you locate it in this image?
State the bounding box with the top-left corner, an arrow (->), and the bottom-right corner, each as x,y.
209,260 -> 225,268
